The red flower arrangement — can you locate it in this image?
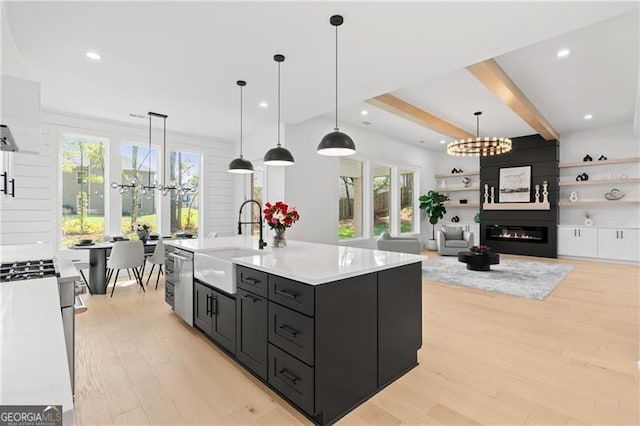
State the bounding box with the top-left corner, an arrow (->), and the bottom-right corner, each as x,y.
470,245 -> 490,254
263,201 -> 300,230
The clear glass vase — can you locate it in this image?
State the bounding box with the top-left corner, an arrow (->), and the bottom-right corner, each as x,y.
272,227 -> 287,248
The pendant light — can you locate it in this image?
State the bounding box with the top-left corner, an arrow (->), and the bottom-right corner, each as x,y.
446,111 -> 512,157
151,112 -> 194,196
317,14 -> 356,156
228,80 -> 254,174
263,54 -> 295,166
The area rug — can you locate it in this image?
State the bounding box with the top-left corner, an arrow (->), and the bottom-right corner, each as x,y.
421,257 -> 574,300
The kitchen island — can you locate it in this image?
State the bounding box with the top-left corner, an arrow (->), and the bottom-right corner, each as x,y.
165,236 -> 424,425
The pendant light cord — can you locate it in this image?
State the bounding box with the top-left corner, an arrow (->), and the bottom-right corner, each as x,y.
334,23 -> 339,131
148,115 -> 152,186
277,60 -> 281,147
476,114 -> 479,137
240,84 -> 244,156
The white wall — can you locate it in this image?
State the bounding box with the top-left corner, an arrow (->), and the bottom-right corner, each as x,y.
278,116 -> 438,247
0,110 -> 235,246
558,123 -> 639,228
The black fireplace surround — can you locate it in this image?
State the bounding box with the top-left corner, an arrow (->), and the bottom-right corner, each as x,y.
479,134 -> 559,258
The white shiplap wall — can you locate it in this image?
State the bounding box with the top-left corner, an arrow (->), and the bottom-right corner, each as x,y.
0,110 -> 236,247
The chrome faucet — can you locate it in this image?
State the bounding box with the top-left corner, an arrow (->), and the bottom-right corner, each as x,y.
238,199 -> 267,250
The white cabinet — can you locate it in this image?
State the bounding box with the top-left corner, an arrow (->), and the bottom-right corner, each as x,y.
558,227 -> 598,258
1,74 -> 42,153
597,229 -> 640,262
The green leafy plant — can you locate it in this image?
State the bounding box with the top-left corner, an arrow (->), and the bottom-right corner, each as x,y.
419,190 -> 449,240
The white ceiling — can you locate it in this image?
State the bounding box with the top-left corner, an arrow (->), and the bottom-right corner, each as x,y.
3,1 -> 638,143
339,8 -> 639,151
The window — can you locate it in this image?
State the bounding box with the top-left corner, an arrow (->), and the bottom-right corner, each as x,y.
61,135 -> 106,246
372,164 -> 391,237
338,158 -> 363,240
169,150 -> 200,236
251,165 -> 264,236
400,169 -> 415,233
120,144 -> 158,239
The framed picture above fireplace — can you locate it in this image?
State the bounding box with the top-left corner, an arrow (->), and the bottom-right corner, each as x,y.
499,165 -> 531,202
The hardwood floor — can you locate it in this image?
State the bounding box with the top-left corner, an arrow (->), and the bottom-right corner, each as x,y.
74,253 -> 639,425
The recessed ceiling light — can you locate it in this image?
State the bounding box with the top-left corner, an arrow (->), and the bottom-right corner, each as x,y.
362,121 -> 371,125
556,48 -> 571,58
361,110 -> 368,116
86,51 -> 101,61
584,114 -> 593,120
440,140 -> 446,144
259,101 -> 268,108
418,140 -> 425,144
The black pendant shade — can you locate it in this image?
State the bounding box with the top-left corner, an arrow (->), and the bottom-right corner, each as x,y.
317,14 -> 356,157
229,80 -> 254,174
263,54 -> 294,166
264,145 -> 295,165
317,130 -> 356,156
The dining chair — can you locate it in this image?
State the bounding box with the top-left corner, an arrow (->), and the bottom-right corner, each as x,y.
106,240 -> 145,297
145,240 -> 165,289
72,260 -> 93,295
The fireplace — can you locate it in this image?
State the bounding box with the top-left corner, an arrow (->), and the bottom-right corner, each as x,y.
486,225 -> 548,244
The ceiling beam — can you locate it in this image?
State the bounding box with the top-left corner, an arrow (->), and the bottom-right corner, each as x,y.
366,94 -> 475,140
467,58 -> 559,141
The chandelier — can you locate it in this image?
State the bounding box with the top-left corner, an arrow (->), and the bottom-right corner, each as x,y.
110,113 -> 156,194
447,111 -> 512,156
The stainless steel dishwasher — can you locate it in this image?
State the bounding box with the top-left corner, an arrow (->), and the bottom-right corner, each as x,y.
167,247 -> 194,325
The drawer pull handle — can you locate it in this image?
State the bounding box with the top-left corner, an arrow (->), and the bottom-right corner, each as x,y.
206,294 -> 212,316
243,294 -> 259,303
279,368 -> 298,384
244,276 -> 261,285
276,288 -> 297,299
278,324 -> 298,337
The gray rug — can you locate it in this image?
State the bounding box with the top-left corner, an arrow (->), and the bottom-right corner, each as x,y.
422,257 -> 574,300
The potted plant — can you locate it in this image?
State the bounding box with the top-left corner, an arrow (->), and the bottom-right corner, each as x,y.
419,190 -> 449,250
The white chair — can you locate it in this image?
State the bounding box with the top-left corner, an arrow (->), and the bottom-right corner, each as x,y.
107,240 -> 145,297
145,240 -> 165,289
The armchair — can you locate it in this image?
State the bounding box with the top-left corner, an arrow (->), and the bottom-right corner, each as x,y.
437,226 -> 474,256
376,231 -> 422,254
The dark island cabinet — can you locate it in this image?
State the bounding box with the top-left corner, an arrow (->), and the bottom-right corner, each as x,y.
234,262 -> 422,425
236,288 -> 268,380
194,280 -> 236,355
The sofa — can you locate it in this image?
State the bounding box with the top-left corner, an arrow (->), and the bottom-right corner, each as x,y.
376,231 -> 422,254
437,226 -> 474,256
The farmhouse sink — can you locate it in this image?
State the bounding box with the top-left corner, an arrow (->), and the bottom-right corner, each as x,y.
194,248 -> 263,294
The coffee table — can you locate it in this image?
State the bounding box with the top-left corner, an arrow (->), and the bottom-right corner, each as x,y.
457,251 -> 500,271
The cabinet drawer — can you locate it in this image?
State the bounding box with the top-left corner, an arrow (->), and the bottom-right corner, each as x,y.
165,282 -> 175,307
237,265 -> 268,297
268,302 -> 314,365
268,344 -> 315,415
268,274 -> 314,316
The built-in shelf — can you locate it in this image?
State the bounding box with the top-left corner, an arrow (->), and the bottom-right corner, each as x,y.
434,170 -> 480,178
482,202 -> 550,210
444,201 -> 479,208
558,157 -> 640,169
558,178 -> 640,186
559,200 -> 640,206
440,185 -> 480,192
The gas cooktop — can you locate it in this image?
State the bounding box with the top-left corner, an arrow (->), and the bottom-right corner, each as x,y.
0,259 -> 59,282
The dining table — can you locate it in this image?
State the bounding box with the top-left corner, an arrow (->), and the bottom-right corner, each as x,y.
70,239 -> 163,295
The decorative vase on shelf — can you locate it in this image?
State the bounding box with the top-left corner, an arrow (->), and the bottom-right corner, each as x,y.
272,227 -> 287,248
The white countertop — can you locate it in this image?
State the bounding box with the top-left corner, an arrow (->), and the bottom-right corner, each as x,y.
0,243 -> 55,262
0,277 -> 74,424
167,236 -> 426,285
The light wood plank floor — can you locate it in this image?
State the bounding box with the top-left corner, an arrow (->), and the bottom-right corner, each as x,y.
74,253 -> 639,425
